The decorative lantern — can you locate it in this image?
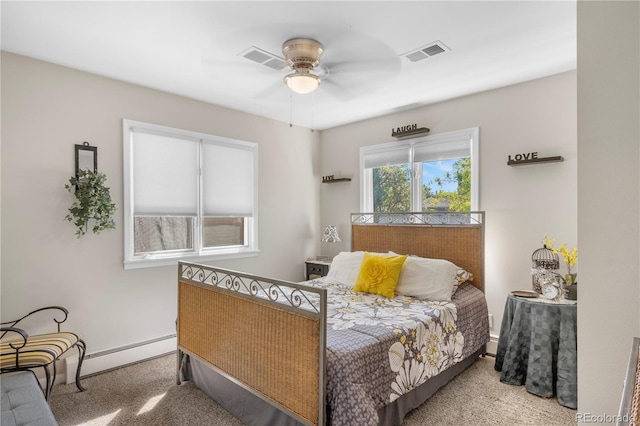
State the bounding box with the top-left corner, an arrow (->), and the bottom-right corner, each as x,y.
531,245 -> 559,293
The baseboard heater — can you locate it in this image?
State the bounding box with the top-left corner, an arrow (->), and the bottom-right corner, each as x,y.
85,333 -> 177,360
64,333 -> 177,381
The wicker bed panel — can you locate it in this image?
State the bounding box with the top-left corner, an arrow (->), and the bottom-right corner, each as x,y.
178,280 -> 321,425
351,224 -> 483,291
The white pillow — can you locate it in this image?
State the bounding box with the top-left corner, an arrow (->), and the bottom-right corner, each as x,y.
325,251 -> 395,288
324,251 -> 365,287
395,256 -> 458,301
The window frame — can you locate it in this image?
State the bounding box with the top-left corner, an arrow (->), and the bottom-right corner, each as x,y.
123,119 -> 259,269
360,128 -> 479,212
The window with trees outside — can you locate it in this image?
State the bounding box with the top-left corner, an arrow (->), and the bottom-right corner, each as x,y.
360,128 -> 478,213
122,119 -> 258,269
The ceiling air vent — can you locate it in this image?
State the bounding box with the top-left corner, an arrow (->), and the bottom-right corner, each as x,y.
401,41 -> 450,63
239,46 -> 287,70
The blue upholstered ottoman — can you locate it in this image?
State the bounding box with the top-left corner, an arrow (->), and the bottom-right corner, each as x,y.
1,371 -> 57,426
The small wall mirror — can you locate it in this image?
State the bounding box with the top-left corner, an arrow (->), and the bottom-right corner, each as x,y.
75,142 -> 97,176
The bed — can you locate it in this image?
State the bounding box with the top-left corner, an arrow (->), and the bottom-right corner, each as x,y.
177,212 -> 489,426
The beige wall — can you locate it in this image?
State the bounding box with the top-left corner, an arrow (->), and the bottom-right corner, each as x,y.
1,52 -> 320,356
319,71 -> 578,348
577,0 -> 640,418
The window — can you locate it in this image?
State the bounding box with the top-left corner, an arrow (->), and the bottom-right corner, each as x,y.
123,120 -> 258,269
360,128 -> 478,213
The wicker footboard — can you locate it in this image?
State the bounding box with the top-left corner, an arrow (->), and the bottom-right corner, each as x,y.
177,262 -> 327,426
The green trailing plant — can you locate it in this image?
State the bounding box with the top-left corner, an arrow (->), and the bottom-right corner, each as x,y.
65,169 -> 116,238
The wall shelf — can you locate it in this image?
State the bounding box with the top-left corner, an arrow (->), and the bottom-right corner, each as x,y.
392,127 -> 430,138
507,156 -> 564,166
322,176 -> 351,183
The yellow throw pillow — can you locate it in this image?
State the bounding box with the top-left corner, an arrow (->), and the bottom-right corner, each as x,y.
353,253 -> 407,298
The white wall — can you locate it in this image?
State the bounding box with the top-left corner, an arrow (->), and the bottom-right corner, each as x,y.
0,52 -> 321,365
577,1 -> 640,418
319,71 -> 577,346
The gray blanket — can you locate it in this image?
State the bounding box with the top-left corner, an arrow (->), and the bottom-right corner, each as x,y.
302,280 -> 489,425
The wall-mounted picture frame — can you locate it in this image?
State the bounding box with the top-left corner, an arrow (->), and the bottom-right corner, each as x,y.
75,142 -> 97,176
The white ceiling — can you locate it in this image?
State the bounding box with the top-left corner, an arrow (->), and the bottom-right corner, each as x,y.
1,1 -> 576,130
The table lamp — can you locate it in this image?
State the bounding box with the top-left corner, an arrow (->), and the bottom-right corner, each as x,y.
321,225 -> 341,260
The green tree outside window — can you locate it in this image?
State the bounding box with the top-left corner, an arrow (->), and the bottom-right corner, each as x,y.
372,158 -> 470,213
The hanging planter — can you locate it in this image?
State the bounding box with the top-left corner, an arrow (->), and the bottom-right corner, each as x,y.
65,169 -> 116,238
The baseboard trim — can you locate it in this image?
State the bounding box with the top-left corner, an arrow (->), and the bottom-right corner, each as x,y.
486,334 -> 499,356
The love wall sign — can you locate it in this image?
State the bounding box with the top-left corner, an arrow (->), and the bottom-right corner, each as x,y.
507,151 -> 564,166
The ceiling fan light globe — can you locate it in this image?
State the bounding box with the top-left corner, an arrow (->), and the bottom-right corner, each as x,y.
284,73 -> 320,94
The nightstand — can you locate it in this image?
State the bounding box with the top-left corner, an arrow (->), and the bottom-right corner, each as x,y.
494,294 -> 577,408
305,260 -> 331,280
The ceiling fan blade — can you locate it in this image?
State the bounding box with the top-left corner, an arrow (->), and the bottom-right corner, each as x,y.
316,29 -> 402,97
255,80 -> 289,99
320,59 -> 400,101
319,78 -> 359,101
324,57 -> 401,76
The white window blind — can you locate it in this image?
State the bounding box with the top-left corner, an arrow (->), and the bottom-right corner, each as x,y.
132,131 -> 198,216
202,141 -> 254,217
362,144 -> 410,169
362,134 -> 472,169
413,137 -> 471,163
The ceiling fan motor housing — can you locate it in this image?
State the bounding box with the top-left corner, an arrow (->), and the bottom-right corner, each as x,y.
282,38 -> 324,71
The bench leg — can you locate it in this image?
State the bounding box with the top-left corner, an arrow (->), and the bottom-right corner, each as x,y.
42,363 -> 55,401
75,338 -> 87,392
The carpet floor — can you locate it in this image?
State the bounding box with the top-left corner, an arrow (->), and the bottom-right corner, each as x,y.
49,353 -> 576,425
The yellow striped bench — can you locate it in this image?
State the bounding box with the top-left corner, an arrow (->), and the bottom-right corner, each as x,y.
1,307 -> 87,401
1,333 -> 80,369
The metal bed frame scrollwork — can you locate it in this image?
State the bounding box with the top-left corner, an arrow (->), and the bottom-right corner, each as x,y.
351,211 -> 484,226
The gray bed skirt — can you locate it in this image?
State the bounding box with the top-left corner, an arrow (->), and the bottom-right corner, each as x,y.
179,345 -> 486,426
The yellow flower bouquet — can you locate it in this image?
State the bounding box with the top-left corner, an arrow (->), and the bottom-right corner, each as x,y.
543,235 -> 578,285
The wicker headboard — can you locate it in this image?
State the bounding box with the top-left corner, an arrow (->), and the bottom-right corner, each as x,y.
351,212 -> 485,292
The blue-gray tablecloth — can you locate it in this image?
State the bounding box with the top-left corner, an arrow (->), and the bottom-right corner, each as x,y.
494,294 -> 577,408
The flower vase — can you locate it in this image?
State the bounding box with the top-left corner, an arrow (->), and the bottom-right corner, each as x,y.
566,284 -> 577,301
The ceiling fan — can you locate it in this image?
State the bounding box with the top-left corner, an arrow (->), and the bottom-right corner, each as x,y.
281,38 -> 324,94
203,29 -> 402,100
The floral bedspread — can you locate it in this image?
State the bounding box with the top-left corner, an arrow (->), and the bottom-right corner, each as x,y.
303,278 -> 489,426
